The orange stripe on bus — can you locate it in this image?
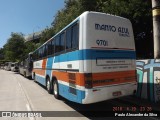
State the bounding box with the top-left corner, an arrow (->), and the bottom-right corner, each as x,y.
92,70 -> 136,87
52,71 -> 85,86
42,59 -> 47,69
33,69 -> 45,76
33,69 -> 136,87
52,70 -> 136,87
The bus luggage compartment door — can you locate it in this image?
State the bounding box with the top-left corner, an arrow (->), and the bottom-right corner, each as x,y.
68,73 -> 77,99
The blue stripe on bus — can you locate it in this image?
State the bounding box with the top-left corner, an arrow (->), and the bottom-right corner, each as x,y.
35,75 -> 46,86
59,83 -> 85,103
35,74 -> 85,103
46,57 -> 54,79
54,49 -> 136,63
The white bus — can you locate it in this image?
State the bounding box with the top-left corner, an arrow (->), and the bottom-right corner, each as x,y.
4,62 -> 12,71
19,53 -> 33,78
32,11 -> 137,104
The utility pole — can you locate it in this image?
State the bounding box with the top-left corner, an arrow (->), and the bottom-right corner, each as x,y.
152,0 -> 160,58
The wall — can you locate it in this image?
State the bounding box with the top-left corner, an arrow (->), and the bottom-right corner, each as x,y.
136,59 -> 160,102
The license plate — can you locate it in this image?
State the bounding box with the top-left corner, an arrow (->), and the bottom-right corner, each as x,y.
113,91 -> 122,96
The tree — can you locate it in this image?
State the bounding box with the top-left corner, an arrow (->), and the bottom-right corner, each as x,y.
0,48 -> 4,60
3,33 -> 26,61
101,0 -> 152,58
40,0 -> 82,44
40,27 -> 55,44
24,42 -> 39,57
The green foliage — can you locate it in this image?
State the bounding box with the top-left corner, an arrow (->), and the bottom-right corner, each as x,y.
0,48 -> 3,54
3,33 -> 40,61
40,0 -> 82,44
40,27 -> 55,44
3,33 -> 25,61
0,60 -> 9,65
24,42 -> 39,57
0,48 -> 4,59
52,1 -> 81,33
98,0 -> 152,58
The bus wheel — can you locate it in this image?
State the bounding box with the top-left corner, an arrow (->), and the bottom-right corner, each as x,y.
46,77 -> 52,94
53,80 -> 60,99
33,73 -> 36,82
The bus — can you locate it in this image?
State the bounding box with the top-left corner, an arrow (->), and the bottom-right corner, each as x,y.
11,62 -> 19,72
4,62 -> 12,71
19,52 -> 33,78
32,11 -> 137,104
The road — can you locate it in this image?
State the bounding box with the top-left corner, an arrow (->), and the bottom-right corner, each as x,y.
0,70 -> 159,120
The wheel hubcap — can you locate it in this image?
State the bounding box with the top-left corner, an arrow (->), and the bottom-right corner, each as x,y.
54,83 -> 57,95
47,80 -> 50,90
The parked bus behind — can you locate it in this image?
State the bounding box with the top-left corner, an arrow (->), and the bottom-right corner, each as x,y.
19,53 -> 33,78
11,62 -> 19,72
4,62 -> 12,71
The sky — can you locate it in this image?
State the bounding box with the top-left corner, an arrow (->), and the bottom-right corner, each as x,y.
0,0 -> 65,48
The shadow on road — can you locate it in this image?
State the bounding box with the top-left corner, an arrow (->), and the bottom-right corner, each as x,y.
59,97 -> 116,119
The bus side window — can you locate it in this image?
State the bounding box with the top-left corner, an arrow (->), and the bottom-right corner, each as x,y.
42,46 -> 45,58
32,52 -> 35,61
35,51 -> 38,60
39,47 -> 42,59
55,35 -> 60,53
60,32 -> 65,52
44,44 -> 48,57
48,41 -> 52,56
66,27 -> 72,50
71,23 -> 79,49
38,49 -> 40,59
52,39 -> 55,55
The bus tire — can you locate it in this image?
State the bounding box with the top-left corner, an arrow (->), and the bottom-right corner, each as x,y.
33,73 -> 37,82
53,80 -> 60,99
46,77 -> 52,94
